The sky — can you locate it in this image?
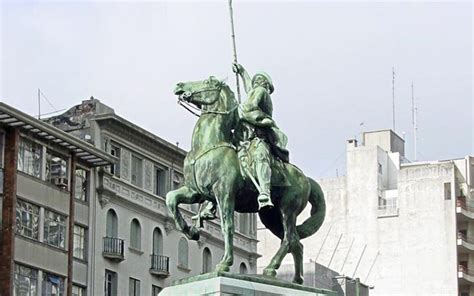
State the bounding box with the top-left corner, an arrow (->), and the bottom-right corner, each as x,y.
0,0 -> 472,179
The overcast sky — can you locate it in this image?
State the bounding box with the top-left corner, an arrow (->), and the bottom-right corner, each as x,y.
1,0 -> 472,178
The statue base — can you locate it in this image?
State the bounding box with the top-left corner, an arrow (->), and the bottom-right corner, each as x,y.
160,271 -> 337,295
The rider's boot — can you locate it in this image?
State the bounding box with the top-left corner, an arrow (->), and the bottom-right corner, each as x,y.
256,159 -> 274,210
258,182 -> 273,210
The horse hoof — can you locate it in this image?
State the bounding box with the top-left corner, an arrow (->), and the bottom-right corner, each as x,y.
293,277 -> 303,285
216,263 -> 230,272
263,268 -> 276,277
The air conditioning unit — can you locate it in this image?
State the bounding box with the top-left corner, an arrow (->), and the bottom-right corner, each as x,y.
53,177 -> 68,188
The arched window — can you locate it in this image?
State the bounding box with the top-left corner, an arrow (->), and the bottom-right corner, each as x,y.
202,248 -> 212,274
239,262 -> 248,274
152,228 -> 163,255
130,219 -> 141,250
106,209 -> 118,237
178,237 -> 188,268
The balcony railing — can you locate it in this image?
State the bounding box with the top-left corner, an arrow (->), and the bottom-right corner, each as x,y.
103,237 -> 124,261
150,254 -> 170,277
377,203 -> 399,218
459,265 -> 474,276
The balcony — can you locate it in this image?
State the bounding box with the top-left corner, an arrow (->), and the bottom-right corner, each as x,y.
458,265 -> 474,284
103,237 -> 124,262
457,232 -> 474,253
150,254 -> 170,277
456,197 -> 474,221
377,204 -> 399,218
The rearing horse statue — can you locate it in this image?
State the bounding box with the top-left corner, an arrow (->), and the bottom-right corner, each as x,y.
166,76 -> 325,284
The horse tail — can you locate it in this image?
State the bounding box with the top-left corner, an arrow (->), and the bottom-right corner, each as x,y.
297,177 -> 326,240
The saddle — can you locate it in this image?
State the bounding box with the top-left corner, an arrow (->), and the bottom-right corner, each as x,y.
237,141 -> 291,188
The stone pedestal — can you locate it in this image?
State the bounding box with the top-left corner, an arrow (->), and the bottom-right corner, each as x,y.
161,271 -> 337,296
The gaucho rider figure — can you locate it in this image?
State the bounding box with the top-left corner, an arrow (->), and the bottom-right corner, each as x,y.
233,63 -> 289,210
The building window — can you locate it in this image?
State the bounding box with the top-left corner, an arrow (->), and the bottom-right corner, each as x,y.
73,225 -> 86,260
152,285 -> 162,296
239,213 -> 249,235
154,166 -> 167,196
239,262 -> 248,274
377,195 -> 386,209
16,199 -> 40,240
17,137 -> 42,178
42,273 -> 65,296
75,169 -> 88,202
46,150 -> 68,189
129,278 -> 140,296
104,270 -> 117,296
444,182 -> 452,200
106,209 -> 118,237
44,210 -> 67,249
109,143 -> 121,177
72,285 -> 85,296
130,219 -> 141,250
14,263 -> 38,296
178,237 -> 189,268
152,228 -> 163,255
378,163 -> 382,174
131,155 -> 143,187
202,248 -> 212,274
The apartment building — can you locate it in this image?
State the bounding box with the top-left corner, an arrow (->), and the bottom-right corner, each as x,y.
0,103 -> 114,296
258,129 -> 473,296
47,98 -> 259,295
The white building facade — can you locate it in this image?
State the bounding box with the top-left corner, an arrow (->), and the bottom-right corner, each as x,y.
258,129 -> 473,296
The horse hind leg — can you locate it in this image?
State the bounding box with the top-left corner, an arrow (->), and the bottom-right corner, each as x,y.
290,238 -> 304,284
165,186 -> 200,240
263,211 -> 297,278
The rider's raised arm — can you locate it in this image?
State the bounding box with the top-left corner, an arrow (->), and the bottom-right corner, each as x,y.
240,87 -> 274,127
233,63 -> 253,94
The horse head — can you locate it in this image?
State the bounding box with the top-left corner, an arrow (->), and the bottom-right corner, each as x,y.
174,76 -> 225,110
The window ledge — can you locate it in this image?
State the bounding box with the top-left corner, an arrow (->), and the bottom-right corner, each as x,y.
73,257 -> 88,264
128,246 -> 144,255
177,264 -> 191,272
18,171 -> 70,194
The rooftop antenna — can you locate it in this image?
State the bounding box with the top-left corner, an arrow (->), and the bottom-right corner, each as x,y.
352,244 -> 367,278
411,83 -> 418,161
365,251 -> 380,283
37,88 -> 41,119
340,238 -> 355,273
392,67 -> 396,131
315,225 -> 332,262
328,233 -> 343,269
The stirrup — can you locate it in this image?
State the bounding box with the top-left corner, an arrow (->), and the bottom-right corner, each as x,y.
258,193 -> 274,210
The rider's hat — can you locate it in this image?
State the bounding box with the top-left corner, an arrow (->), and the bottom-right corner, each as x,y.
252,71 -> 274,94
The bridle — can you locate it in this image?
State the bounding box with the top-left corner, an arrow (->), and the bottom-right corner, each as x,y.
177,82 -> 239,117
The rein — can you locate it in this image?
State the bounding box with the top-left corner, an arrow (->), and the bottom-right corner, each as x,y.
177,84 -> 240,117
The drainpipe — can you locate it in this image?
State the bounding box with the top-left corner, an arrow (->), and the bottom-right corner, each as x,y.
67,153 -> 76,296
0,128 -> 19,296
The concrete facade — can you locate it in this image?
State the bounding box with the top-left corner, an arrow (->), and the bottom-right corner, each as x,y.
258,129 -> 473,296
48,98 -> 259,295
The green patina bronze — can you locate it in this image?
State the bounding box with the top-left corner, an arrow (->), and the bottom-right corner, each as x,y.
166,66 -> 326,284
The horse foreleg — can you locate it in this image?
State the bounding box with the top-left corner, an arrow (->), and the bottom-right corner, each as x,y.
263,211 -> 296,278
213,183 -> 235,272
165,186 -> 200,240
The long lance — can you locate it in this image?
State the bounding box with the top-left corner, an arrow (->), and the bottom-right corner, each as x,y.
228,0 -> 242,103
